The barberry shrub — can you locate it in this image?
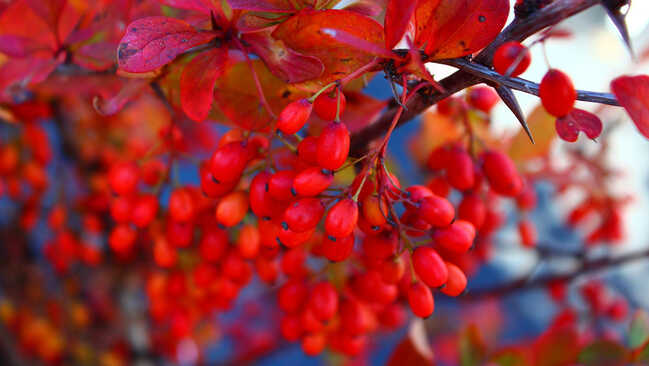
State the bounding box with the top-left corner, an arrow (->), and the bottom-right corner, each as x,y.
0,0 -> 648,365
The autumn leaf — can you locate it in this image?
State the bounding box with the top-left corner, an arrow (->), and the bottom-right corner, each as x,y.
272,9 -> 384,88
577,340 -> 628,366
629,311 -> 649,348
226,0 -> 295,12
533,327 -> 579,366
0,35 -> 48,57
414,0 -> 509,59
508,105 -> 556,164
117,16 -> 217,73
242,30 -> 324,83
555,108 -> 603,142
213,55 -> 307,131
386,319 -> 433,366
611,75 -> 649,139
459,324 -> 487,366
180,47 -> 229,122
384,0 -> 418,49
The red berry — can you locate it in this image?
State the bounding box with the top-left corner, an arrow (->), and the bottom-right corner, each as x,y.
481,150 -> 523,197
412,246 -> 448,288
277,98 -> 312,134
131,194 -> 158,228
408,282 -> 434,318
493,41 -> 531,77
317,122 -> 350,171
108,161 -> 139,196
321,234 -> 355,262
325,198 -> 358,238
458,194 -> 486,230
199,228 -> 228,262
301,333 -> 326,356
308,282 -> 338,321
433,220 -> 476,253
297,136 -> 319,165
314,90 -> 346,121
169,188 -> 196,222
109,224 -> 137,253
110,196 -> 132,223
283,198 -> 325,233
539,69 -> 576,117
237,224 -> 260,259
441,262 -> 467,296
418,195 -> 455,228
278,280 -> 307,313
216,191 -> 249,227
280,314 -> 303,341
268,170 -> 297,201
467,86 -> 500,113
293,167 -> 334,197
444,147 -> 475,190
210,141 -> 252,183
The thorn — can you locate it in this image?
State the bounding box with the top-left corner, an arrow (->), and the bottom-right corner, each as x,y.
601,0 -> 634,58
495,85 -> 535,144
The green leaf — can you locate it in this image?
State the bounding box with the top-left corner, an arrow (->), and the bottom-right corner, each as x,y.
490,348 -> 531,366
634,339 -> 649,362
460,324 -> 487,366
578,340 -> 628,366
629,310 -> 649,348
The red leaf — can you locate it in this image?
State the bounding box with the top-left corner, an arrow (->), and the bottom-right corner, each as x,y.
213,55 -> 308,131
24,0 -> 66,37
0,54 -> 64,103
320,28 -> 397,59
242,30 -> 324,83
414,0 -> 509,59
611,75 -> 649,139
0,0 -> 57,50
93,78 -> 150,116
336,91 -> 388,133
0,35 -> 49,57
272,9 -> 384,88
117,16 -> 217,73
180,47 -> 229,122
342,0 -> 387,17
385,0 -> 418,49
555,109 -> 602,142
160,0 -> 214,13
74,42 -> 118,71
226,0 -> 294,12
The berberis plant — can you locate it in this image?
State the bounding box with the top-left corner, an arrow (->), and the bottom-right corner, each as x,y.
1,0 -> 649,364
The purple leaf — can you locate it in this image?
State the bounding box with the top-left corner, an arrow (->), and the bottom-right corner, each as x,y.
117,16 -> 216,73
555,108 -> 603,142
242,30 -> 324,83
0,35 -> 49,57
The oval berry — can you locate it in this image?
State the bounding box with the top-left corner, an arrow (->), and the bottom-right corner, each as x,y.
293,167 -> 334,197
313,90 -> 346,121
481,150 -> 523,196
283,198 -> 325,233
493,41 -> 531,77
433,220 -> 476,253
317,121 -> 350,171
418,195 -> 455,228
308,281 -> 338,321
412,246 -> 448,288
539,69 -> 576,117
408,282 -> 434,318
325,198 -> 358,238
216,190 -> 249,227
441,262 -> 467,297
277,98 -> 312,134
